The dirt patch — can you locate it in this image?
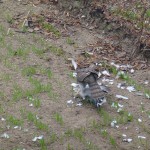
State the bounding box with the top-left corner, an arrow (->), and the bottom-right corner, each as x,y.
0,0 -> 150,150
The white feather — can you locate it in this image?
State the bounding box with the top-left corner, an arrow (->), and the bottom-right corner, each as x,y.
68,58 -> 78,70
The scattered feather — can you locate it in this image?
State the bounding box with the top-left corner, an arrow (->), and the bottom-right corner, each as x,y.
32,135 -> 43,142
116,71 -> 124,78
98,63 -> 102,66
29,103 -> 33,107
111,120 -> 117,127
116,95 -> 128,100
122,134 -> 127,137
138,118 -> 142,122
130,69 -> 135,73
126,86 -> 136,92
120,64 -> 132,69
76,102 -> 82,107
123,138 -> 132,143
117,108 -> 123,112
110,62 -> 120,69
117,83 -> 126,89
71,83 -> 79,87
67,100 -> 74,104
144,80 -> 149,85
86,52 -> 93,55
138,136 -> 146,139
36,115 -> 39,120
145,93 -> 150,99
1,133 -> 10,139
1,117 -> 5,121
98,72 -> 102,78
14,126 -> 21,130
109,81 -> 114,85
68,58 -> 77,70
102,70 -> 110,76
111,102 -> 117,108
116,71 -> 127,79
118,103 -> 124,108
102,78 -> 114,84
73,72 -> 77,77
14,126 -> 19,129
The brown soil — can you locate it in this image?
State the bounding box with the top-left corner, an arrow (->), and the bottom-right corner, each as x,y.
0,1 -> 150,150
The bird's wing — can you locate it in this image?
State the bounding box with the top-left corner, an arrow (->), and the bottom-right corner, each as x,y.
77,67 -> 98,83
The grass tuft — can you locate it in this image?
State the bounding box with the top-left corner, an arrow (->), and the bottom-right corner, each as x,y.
53,112 -> 64,125
42,22 -> 61,37
66,37 -> 75,45
7,115 -> 24,127
28,96 -> 41,108
39,139 -> 47,150
22,66 -> 36,76
98,108 -> 112,126
48,45 -> 64,56
29,77 -> 52,94
12,85 -> 24,101
20,109 -> 48,131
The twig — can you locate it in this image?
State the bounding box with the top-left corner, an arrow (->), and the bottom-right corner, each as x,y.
7,28 -> 10,35
22,10 -> 30,28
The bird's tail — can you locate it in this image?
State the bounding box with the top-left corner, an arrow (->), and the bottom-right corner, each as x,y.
87,82 -> 107,107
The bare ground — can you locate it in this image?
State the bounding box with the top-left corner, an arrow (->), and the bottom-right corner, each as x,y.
0,1 -> 150,150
